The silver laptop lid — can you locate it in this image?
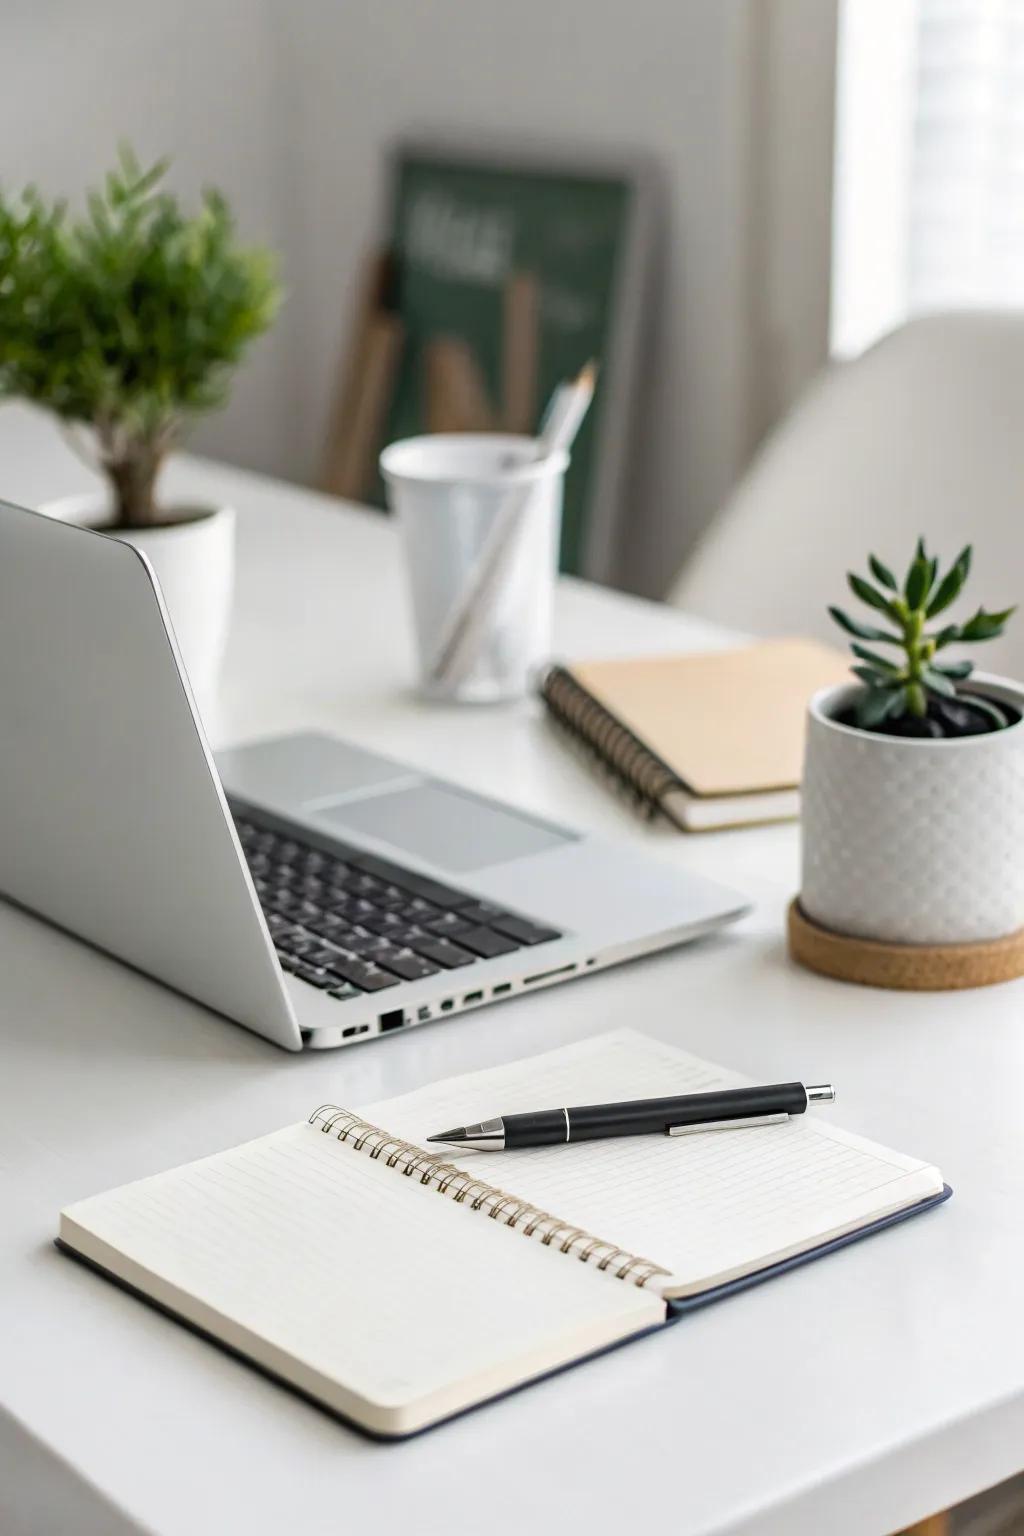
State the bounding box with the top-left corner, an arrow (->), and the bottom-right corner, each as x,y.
0,500 -> 301,1050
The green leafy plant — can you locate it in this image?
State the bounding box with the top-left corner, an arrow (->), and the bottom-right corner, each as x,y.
0,146 -> 281,528
829,540 -> 1016,734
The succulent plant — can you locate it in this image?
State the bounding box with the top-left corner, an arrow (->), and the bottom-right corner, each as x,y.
829,540 -> 1015,734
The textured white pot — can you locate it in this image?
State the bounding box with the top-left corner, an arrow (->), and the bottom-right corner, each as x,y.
801,675 -> 1024,945
40,491 -> 235,723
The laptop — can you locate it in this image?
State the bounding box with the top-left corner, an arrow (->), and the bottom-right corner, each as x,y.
0,499 -> 748,1051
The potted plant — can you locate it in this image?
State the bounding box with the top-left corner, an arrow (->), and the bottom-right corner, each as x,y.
797,539 -> 1024,967
0,147 -> 281,715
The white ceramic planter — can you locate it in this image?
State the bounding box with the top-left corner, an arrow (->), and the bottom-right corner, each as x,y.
801,675 -> 1024,945
40,491 -> 235,723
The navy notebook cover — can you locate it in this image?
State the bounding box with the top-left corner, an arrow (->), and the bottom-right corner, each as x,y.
665,1182 -> 952,1316
55,1184 -> 951,1441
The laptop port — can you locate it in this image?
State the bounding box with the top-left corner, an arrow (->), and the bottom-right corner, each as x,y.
523,964 -> 577,986
417,1005 -> 431,1022
492,982 -> 512,996
462,990 -> 484,1005
439,999 -> 454,1012
379,1009 -> 405,1032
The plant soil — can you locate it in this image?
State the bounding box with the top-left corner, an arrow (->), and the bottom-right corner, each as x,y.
835,693 -> 1021,739
85,506 -> 216,534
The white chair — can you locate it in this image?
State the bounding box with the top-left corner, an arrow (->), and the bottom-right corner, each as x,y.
670,313 -> 1024,680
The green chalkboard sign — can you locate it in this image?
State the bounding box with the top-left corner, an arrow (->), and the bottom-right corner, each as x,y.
375,138 -> 655,578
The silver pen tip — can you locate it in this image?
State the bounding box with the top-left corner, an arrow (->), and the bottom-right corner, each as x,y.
427,1128 -> 467,1145
806,1084 -> 836,1104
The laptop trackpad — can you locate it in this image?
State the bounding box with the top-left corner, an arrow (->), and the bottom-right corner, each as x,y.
311,782 -> 571,873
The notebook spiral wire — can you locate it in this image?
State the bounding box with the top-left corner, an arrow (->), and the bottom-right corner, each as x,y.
309,1105 -> 670,1288
542,666 -> 678,816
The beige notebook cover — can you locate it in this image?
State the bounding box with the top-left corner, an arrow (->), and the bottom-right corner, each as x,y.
569,639 -> 851,798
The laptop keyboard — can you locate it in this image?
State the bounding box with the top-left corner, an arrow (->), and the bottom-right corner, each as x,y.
231,806 -> 563,1000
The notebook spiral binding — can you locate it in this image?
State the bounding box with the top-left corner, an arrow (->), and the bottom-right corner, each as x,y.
541,665 -> 679,819
309,1105 -> 670,1289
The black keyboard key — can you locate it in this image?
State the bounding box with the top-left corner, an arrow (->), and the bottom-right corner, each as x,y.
294,900 -> 324,924
363,917 -> 431,947
306,945 -> 352,969
270,924 -> 301,947
292,963 -> 338,989
282,936 -> 320,960
394,925 -> 432,947
490,914 -> 562,945
354,854 -> 469,909
425,912 -> 471,937
457,925 -> 520,959
327,982 -> 363,1001
303,910 -> 343,934
411,937 -> 476,969
404,875 -> 475,907
456,900 -> 507,924
356,966 -> 402,992
361,910 -> 407,936
395,898 -> 440,923
341,931 -> 399,959
322,869 -> 354,892
381,949 -> 441,981
327,957 -> 400,992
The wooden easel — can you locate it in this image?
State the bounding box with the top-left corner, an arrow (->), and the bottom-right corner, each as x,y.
321,252 -> 404,502
896,1511 -> 949,1534
321,255 -> 540,504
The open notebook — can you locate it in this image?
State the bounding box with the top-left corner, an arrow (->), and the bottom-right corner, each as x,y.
58,1031 -> 949,1438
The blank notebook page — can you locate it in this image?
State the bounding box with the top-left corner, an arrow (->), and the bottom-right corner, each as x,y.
60,1121 -> 663,1435
361,1031 -> 944,1299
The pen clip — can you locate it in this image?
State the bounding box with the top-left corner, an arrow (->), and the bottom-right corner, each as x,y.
667,1112 -> 790,1137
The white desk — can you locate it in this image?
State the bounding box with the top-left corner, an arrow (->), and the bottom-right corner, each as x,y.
2,403 -> 1022,1536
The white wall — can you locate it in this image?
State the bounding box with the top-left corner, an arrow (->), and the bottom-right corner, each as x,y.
0,0 -> 294,475
273,0 -> 757,593
2,0 -> 836,594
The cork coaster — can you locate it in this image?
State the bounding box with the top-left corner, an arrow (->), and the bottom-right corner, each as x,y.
788,898 -> 1024,991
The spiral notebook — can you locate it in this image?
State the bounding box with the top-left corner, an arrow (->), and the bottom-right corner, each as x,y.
57,1031 -> 948,1439
541,639 -> 851,830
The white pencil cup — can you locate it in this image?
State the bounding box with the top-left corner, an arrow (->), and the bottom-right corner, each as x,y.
380,434 -> 567,703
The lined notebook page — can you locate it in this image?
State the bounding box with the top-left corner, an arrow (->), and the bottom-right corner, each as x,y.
60,1121 -> 663,1435
360,1031 -> 943,1299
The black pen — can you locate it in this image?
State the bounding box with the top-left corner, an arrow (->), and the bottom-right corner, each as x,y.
426,1081 -> 836,1150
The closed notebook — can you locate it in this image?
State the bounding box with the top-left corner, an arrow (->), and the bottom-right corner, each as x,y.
541,638 -> 852,830
57,1031 -> 948,1439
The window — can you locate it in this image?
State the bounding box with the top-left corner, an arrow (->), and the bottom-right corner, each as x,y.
831,0 -> 1024,357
